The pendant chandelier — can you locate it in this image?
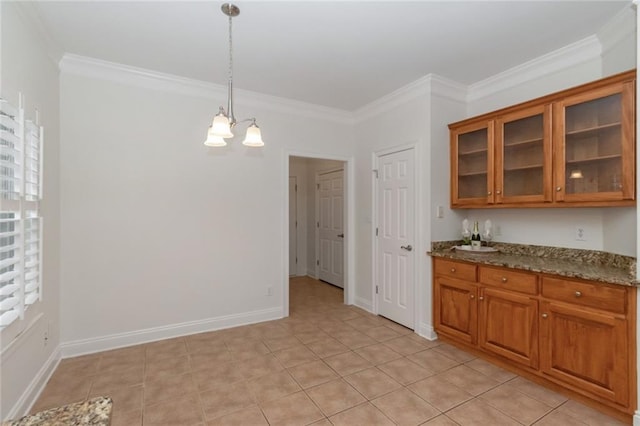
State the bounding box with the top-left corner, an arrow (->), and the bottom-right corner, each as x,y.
204,3 -> 264,147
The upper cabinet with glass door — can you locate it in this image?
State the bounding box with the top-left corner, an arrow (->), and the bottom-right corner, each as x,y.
554,80 -> 635,203
449,70 -> 635,209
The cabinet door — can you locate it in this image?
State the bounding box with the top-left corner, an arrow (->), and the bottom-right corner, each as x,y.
450,120 -> 494,207
553,80 -> 635,203
539,301 -> 629,406
434,276 -> 477,344
495,105 -> 552,204
478,288 -> 538,368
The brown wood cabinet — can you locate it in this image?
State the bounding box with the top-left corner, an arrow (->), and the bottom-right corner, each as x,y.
432,257 -> 637,418
450,70 -> 635,208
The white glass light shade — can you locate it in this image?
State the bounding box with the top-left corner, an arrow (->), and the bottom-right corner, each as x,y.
569,169 -> 583,179
211,111 -> 234,138
204,129 -> 227,147
242,123 -> 264,147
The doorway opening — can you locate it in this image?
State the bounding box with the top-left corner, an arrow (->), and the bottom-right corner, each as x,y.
285,154 -> 351,316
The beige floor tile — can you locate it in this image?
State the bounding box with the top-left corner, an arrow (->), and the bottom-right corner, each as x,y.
109,408 -> 142,426
227,341 -> 271,362
447,399 -> 521,425
355,343 -> 403,365
306,337 -> 350,359
333,329 -> 379,349
143,393 -> 203,426
90,364 -> 144,394
372,388 -> 440,426
329,402 -> 395,426
273,344 -> 318,368
384,336 -> 431,355
408,375 -> 474,412
143,372 -> 198,406
378,319 -> 415,336
504,377 -> 568,408
145,337 -> 188,362
287,359 -> 338,389
200,381 -> 255,420
206,405 -> 268,426
407,349 -> 461,374
145,354 -> 191,379
261,391 -> 324,425
238,353 -> 284,380
89,384 -> 143,414
295,329 -> 329,344
324,351 -> 372,376
533,410 -> 589,426
421,415 -> 461,426
437,365 -> 500,396
317,320 -> 357,334
480,384 -> 553,425
186,339 -> 228,355
264,335 -> 302,352
55,355 -> 100,377
465,358 -> 517,383
377,357 -> 433,385
344,367 -> 402,400
193,360 -> 246,392
345,316 -> 384,331
363,325 -> 402,342
432,343 -> 476,363
306,379 -> 366,416
556,400 -> 628,426
186,330 -> 226,345
31,375 -> 94,413
247,370 -> 301,403
189,348 -> 234,370
309,419 -> 333,426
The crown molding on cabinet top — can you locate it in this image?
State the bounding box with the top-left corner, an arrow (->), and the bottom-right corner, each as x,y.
58,54 -> 355,125
354,73 -> 467,123
467,35 -> 603,103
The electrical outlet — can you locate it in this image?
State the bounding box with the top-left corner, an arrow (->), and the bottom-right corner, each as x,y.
575,226 -> 586,241
266,286 -> 273,296
436,205 -> 444,219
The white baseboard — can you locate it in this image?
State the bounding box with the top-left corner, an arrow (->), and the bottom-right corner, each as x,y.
633,411 -> 640,426
60,307 -> 283,358
306,269 -> 318,279
6,346 -> 61,421
417,322 -> 438,341
353,297 -> 373,313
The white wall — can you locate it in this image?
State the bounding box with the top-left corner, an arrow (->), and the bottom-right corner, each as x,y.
0,2 -> 61,420
58,66 -> 354,354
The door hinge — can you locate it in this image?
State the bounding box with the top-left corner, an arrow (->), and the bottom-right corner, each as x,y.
375,227 -> 378,236
317,222 -> 320,228
373,169 -> 379,178
295,184 -> 298,191
376,285 -> 379,294
296,257 -> 298,264
317,183 -> 320,190
317,259 -> 319,266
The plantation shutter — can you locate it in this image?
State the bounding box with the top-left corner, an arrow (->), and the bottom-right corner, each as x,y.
0,213 -> 22,327
1,99 -> 22,200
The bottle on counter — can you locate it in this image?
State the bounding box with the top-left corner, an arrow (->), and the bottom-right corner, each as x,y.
471,221 -> 481,249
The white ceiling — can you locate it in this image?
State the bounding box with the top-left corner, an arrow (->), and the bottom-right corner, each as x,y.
32,1 -> 631,111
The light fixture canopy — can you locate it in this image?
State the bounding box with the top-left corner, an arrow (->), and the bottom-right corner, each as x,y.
204,3 -> 264,148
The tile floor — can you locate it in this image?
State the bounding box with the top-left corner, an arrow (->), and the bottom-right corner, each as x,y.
31,276 -> 628,425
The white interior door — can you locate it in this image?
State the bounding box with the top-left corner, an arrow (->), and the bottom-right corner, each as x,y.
289,176 -> 297,276
318,170 -> 344,288
376,149 -> 415,328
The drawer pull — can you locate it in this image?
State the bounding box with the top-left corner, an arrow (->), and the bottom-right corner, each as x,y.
556,186 -> 562,192
470,294 -> 475,299
450,268 -> 456,273
487,191 -> 492,196
479,296 -> 484,301
496,190 -> 502,195
575,291 -> 582,298
541,313 -> 548,319
501,277 -> 508,283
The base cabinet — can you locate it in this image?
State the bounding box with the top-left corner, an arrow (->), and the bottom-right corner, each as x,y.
539,300 -> 629,407
432,258 -> 636,417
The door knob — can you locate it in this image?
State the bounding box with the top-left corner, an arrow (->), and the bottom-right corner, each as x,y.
337,234 -> 344,238
401,245 -> 413,251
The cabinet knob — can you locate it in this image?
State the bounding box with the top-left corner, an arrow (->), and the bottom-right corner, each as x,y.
479,296 -> 484,301
541,313 -> 548,319
450,268 -> 456,273
496,190 -> 502,195
501,277 -> 508,283
556,186 -> 562,192
470,294 -> 475,299
575,291 -> 582,298
487,191 -> 492,196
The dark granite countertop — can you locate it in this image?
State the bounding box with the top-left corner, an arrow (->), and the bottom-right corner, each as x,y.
2,397 -> 112,426
429,241 -> 638,287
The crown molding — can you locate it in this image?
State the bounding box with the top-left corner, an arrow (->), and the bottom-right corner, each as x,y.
354,73 -> 467,123
597,4 -> 636,55
59,54 -> 354,125
467,35 -> 602,103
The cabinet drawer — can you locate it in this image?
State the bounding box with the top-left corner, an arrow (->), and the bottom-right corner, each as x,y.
542,277 -> 627,314
434,259 -> 477,281
479,266 -> 538,295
